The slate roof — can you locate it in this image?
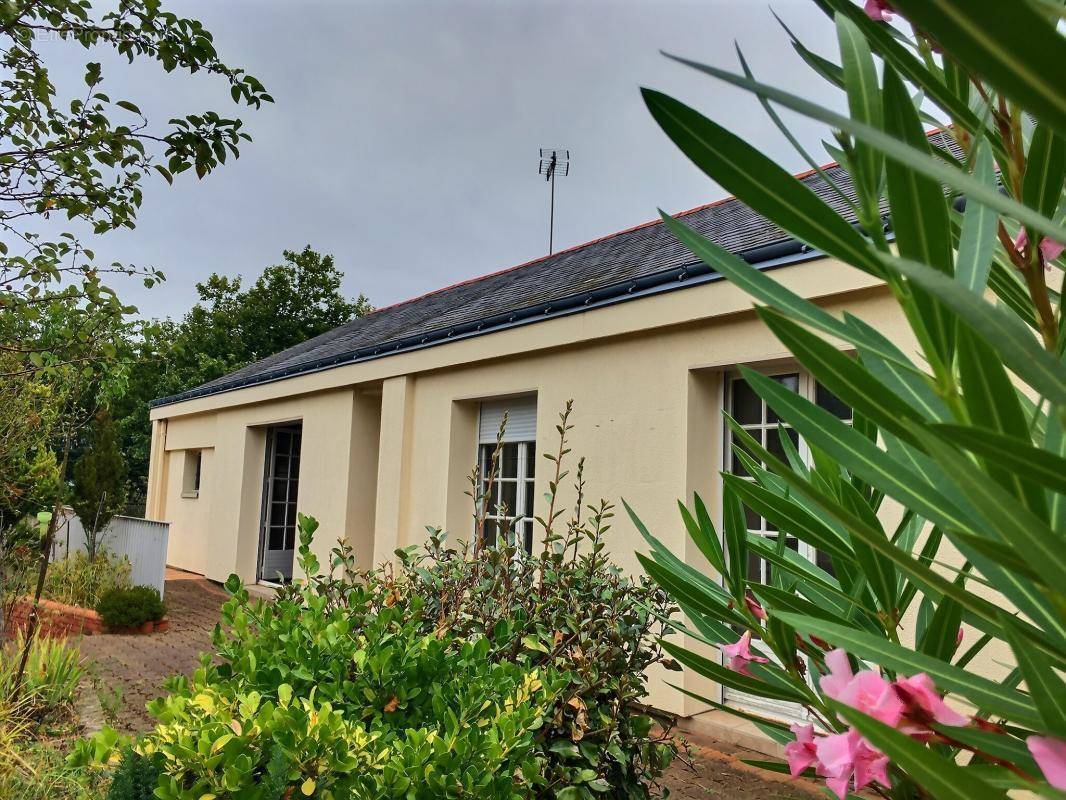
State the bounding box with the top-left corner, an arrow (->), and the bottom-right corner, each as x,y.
153,131 -> 955,408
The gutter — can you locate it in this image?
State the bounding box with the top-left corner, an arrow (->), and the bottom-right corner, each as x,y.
151,237 -> 822,409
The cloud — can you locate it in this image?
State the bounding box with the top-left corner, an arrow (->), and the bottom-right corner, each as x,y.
35,0 -> 841,320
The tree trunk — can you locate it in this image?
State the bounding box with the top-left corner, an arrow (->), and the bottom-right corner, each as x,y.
11,438 -> 70,699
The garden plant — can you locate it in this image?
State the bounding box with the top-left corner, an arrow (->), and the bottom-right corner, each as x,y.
0,634 -> 98,800
41,551 -> 132,611
95,586 -> 166,632
76,407 -> 678,799
632,1 -> 1066,798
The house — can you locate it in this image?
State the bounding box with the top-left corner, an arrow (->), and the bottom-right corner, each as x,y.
144,152 -> 930,725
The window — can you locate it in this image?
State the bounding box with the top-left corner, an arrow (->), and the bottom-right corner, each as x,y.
722,368 -> 853,720
182,450 -> 202,498
477,396 -> 537,553
725,370 -> 852,583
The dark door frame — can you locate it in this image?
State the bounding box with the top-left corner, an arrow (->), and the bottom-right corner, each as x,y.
256,422 -> 303,583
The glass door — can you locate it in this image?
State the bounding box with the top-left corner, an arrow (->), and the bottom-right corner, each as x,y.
258,424 -> 302,583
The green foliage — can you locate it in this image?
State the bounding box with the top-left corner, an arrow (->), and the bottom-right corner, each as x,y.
0,633 -> 83,724
110,246 -> 372,496
145,624 -> 551,799
0,736 -> 105,800
42,550 -> 132,610
78,412 -> 676,798
637,2 -> 1066,798
263,408 -> 679,799
390,531 -> 679,798
95,586 -> 166,630
85,548 -> 556,799
0,359 -> 62,637
71,409 -> 127,559
106,749 -> 163,800
0,0 -> 270,381
0,358 -> 63,525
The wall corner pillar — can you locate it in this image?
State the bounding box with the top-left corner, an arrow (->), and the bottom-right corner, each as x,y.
372,376 -> 412,566
145,419 -> 169,520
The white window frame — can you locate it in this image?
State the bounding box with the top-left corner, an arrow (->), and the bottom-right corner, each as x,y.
476,396 -> 538,554
719,364 -> 853,720
477,440 -> 536,553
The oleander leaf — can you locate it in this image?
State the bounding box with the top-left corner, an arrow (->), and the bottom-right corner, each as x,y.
778,614 -> 1042,727
657,56 -> 1066,243
955,139 -> 999,294
642,89 -> 887,276
889,0 -> 1066,138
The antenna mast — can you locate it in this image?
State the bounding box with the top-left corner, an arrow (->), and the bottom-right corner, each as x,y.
538,148 -> 570,254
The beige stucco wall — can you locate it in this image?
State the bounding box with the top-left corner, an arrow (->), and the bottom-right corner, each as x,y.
145,255 -> 1004,717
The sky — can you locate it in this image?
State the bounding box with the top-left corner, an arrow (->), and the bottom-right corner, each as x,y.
40,0 -> 845,320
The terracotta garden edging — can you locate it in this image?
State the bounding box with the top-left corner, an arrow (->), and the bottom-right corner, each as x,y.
7,597 -> 170,638
8,597 -> 105,637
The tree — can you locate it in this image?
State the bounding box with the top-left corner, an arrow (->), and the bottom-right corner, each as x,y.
111,246 -> 371,501
635,1 -> 1066,797
0,0 -> 271,381
0,353 -> 61,637
184,246 -> 372,369
71,408 -> 126,560
0,0 -> 269,697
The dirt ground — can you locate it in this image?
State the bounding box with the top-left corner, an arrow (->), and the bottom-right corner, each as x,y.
73,569 -> 818,799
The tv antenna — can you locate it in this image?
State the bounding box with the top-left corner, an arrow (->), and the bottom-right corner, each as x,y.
538,148 -> 569,254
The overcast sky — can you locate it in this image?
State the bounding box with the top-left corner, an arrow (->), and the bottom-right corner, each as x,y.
43,0 -> 844,320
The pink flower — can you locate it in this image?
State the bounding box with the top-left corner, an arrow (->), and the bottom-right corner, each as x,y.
852,738 -> 891,793
785,723 -> 819,777
863,0 -> 893,21
1043,237 -> 1066,261
815,728 -> 890,799
820,649 -> 904,727
720,630 -> 768,676
1015,228 -> 1065,263
745,593 -> 768,621
955,627 -> 964,648
820,648 -> 855,699
816,729 -> 858,786
1029,736 -> 1066,790
894,673 -> 969,728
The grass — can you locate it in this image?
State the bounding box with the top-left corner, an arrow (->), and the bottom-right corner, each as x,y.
0,734 -> 105,800
0,635 -> 102,799
0,633 -> 83,723
41,551 -> 131,610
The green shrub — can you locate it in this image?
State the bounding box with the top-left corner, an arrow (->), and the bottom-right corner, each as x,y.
0,632 -> 82,723
261,405 -> 680,798
135,593 -> 554,799
395,516 -> 679,788
95,586 -> 165,630
105,749 -> 162,800
43,550 -> 131,609
634,1 -> 1066,798
78,408 -> 676,798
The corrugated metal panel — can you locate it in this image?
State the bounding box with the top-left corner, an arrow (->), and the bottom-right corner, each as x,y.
49,510 -> 169,597
479,396 -> 537,443
107,516 -> 170,596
